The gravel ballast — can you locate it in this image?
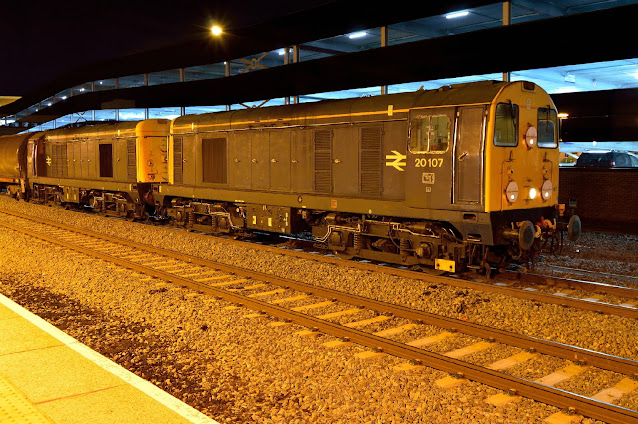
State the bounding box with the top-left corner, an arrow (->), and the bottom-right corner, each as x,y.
0,196 -> 635,423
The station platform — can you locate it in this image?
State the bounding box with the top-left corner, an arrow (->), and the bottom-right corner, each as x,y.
0,293 -> 218,424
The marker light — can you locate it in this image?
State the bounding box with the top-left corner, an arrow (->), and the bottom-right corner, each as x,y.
348,31 -> 367,39
541,179 -> 553,201
446,10 -> 469,19
525,126 -> 537,149
528,187 -> 537,200
506,181 -> 519,204
211,25 -> 222,36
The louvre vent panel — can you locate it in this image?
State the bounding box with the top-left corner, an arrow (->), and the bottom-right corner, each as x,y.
314,151 -> 332,170
361,127 -> 382,151
314,130 -> 332,151
314,172 -> 332,193
51,144 -> 60,177
127,139 -> 137,181
360,127 -> 382,196
173,137 -> 183,184
61,144 -> 68,177
314,130 -> 332,193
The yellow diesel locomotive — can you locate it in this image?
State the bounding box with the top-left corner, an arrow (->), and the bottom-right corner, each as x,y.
0,80 -> 581,272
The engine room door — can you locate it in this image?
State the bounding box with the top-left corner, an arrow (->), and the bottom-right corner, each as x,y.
453,106 -> 484,205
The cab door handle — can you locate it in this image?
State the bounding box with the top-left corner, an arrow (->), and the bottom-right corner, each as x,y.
458,152 -> 468,161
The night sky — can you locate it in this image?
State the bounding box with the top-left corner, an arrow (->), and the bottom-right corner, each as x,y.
0,1 -> 330,96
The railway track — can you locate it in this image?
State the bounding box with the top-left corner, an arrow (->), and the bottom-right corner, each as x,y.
535,264 -> 638,285
1,209 -> 638,423
1,205 -> 637,319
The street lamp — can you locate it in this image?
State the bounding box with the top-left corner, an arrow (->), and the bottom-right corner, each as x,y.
211,25 -> 222,36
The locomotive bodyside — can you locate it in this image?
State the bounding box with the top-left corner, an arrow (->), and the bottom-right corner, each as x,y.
26,120 -> 170,216
161,80 -> 575,270
0,81 -> 577,271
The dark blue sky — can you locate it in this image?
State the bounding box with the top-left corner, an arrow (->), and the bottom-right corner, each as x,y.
0,0 -> 330,96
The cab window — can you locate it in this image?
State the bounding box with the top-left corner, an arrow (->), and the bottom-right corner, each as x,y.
409,115 -> 450,153
493,103 -> 518,147
538,107 -> 558,148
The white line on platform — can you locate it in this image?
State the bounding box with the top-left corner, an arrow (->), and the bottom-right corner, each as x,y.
0,293 -> 219,424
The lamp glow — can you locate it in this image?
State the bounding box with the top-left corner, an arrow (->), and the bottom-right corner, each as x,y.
529,188 -> 537,200
348,31 -> 367,39
541,179 -> 553,201
446,10 -> 469,19
211,25 -> 222,36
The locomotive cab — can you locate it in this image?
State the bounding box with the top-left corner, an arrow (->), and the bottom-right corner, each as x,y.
485,81 -> 579,257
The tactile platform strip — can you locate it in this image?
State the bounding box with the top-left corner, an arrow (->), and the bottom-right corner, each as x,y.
0,376 -> 51,424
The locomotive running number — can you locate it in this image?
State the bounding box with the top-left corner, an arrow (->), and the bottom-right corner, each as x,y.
415,158 -> 443,167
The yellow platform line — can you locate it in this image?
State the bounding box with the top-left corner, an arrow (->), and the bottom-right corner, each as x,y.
0,376 -> 51,424
0,294 -> 217,424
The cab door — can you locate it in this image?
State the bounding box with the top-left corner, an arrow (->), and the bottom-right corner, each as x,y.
453,106 -> 485,206
405,108 -> 454,209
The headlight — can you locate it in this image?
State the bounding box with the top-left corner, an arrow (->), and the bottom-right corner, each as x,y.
525,126 -> 537,149
505,181 -> 519,203
528,187 -> 537,200
541,179 -> 553,201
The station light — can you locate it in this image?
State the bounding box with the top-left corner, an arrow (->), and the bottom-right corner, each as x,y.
446,10 -> 469,19
278,49 -> 286,55
211,25 -> 223,36
557,112 -> 569,119
348,31 -> 367,39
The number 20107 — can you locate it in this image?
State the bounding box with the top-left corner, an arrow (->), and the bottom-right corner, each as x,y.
415,158 -> 443,167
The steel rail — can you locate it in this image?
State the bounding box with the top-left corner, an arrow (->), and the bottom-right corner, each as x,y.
6,206 -> 637,319
535,264 -> 638,285
1,210 -> 638,377
498,269 -> 638,299
2,207 -> 636,316
1,219 -> 637,424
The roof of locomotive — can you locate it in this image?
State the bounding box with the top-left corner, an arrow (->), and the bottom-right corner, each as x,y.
171,80 -> 519,134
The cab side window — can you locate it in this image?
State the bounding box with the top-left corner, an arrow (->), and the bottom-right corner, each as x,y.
537,107 -> 558,148
493,103 -> 518,147
409,115 -> 450,154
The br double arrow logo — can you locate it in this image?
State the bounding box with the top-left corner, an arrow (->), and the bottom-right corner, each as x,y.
385,151 -> 407,171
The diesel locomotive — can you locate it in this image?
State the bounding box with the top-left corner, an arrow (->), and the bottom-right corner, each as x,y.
0,80 -> 581,273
